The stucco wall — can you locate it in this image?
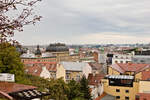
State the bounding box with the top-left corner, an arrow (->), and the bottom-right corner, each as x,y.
102,79 -> 139,100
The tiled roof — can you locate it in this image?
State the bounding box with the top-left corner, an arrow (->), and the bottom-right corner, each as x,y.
25,63 -> 57,76
88,74 -> 105,86
142,70 -> 150,80
0,82 -> 36,93
136,93 -> 150,99
24,62 -> 57,64
88,63 -> 102,70
111,63 -> 150,73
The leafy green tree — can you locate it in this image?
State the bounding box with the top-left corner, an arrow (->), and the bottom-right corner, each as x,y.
67,80 -> 84,100
80,76 -> 92,100
0,42 -> 25,82
47,78 -> 69,100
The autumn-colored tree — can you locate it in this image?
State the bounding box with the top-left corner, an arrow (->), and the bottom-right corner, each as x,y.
0,0 -> 42,43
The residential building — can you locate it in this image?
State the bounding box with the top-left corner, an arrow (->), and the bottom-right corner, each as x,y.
112,54 -> 132,64
56,62 -> 92,82
102,63 -> 150,100
132,55 -> 150,64
88,74 -> 105,99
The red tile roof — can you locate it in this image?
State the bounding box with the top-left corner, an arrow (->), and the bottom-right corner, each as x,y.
136,93 -> 150,100
88,74 -> 105,86
111,63 -> 150,74
142,70 -> 150,80
24,62 -> 57,64
0,82 -> 36,93
25,63 -> 57,76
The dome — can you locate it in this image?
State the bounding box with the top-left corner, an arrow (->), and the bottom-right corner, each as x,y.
46,43 -> 69,52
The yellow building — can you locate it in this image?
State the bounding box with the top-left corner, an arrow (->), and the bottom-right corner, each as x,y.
102,63 -> 150,100
56,62 -> 92,82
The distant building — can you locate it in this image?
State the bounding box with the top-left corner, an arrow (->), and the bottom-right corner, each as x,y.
21,43 -> 80,63
112,54 -> 132,64
132,55 -> 150,64
56,62 -> 92,82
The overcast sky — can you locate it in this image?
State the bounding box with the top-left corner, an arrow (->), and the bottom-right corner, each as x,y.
14,0 -> 150,45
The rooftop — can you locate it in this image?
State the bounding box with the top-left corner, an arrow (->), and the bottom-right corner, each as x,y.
111,63 -> 150,73
60,62 -> 88,71
88,74 -> 105,86
0,82 -> 36,93
105,75 -> 134,80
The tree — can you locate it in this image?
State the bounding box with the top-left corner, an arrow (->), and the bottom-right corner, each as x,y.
47,78 -> 69,100
80,76 -> 92,100
67,80 -> 84,100
0,42 -> 25,82
0,0 -> 42,43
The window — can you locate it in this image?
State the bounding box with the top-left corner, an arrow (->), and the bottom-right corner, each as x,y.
115,61 -> 118,63
125,96 -> 129,100
116,96 -> 120,99
125,90 -> 129,93
116,89 -> 120,92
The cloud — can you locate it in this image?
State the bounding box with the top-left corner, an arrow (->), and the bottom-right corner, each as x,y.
14,0 -> 150,45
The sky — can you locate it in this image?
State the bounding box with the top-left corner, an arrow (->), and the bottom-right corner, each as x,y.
14,0 -> 150,45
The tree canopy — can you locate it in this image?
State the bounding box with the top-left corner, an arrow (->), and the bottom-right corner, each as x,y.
0,42 -> 25,82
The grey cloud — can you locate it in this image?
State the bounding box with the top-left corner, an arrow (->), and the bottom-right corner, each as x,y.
14,0 -> 150,44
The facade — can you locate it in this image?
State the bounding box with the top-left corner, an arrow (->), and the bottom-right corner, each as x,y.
56,62 -> 92,82
102,63 -> 150,100
88,74 -> 104,99
132,55 -> 150,64
112,54 -> 132,64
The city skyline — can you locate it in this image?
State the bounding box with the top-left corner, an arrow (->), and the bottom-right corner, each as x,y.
14,0 -> 150,45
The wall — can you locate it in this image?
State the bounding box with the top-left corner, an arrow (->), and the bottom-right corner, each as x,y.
139,81 -> 150,93
108,67 -> 120,75
112,54 -> 132,64
40,67 -> 51,79
82,63 -> 92,78
56,64 -> 66,81
102,79 -> 139,100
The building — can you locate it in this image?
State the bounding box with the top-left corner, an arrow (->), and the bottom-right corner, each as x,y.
112,54 -> 132,64
132,55 -> 150,64
24,62 -> 57,79
102,63 -> 150,100
88,74 -> 105,99
0,82 -> 48,100
21,44 -> 80,63
135,81 -> 150,100
88,62 -> 107,74
56,62 -> 92,82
